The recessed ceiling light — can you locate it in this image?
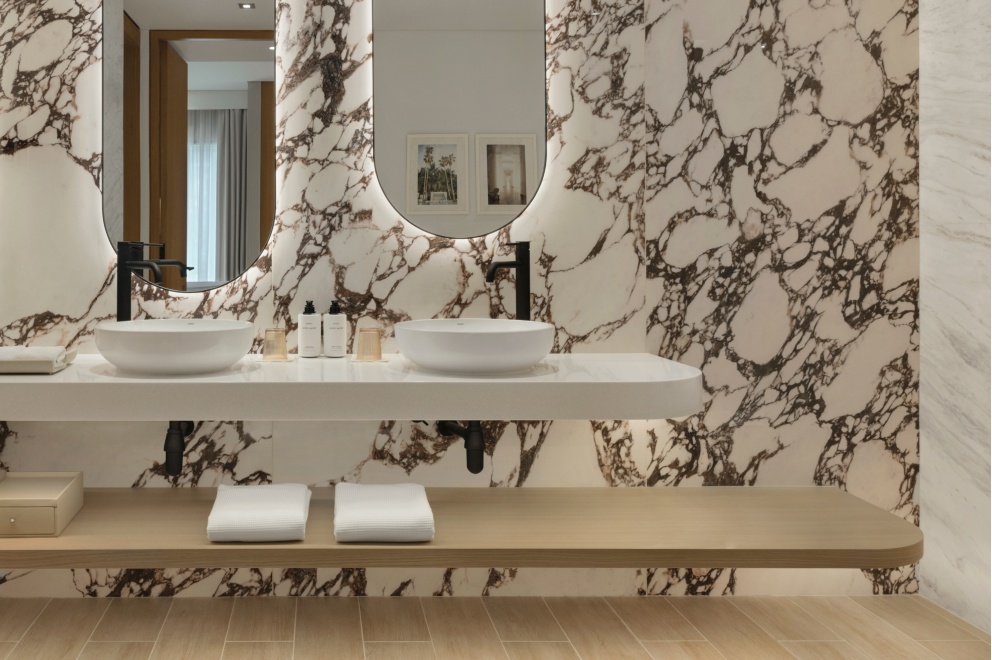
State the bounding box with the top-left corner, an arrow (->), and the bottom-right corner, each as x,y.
237,2 -> 255,8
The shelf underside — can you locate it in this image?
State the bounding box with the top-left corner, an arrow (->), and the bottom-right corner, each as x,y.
0,487 -> 923,569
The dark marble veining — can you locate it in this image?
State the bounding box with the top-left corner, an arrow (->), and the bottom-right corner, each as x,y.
0,0 -> 919,598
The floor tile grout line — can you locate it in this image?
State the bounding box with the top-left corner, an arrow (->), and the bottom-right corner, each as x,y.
787,597 -> 906,660
601,596 -> 707,660
540,597 -> 584,660
14,597 -> 51,643
842,596 -> 971,658
872,595 -> 985,643
71,597 -> 114,660
724,595 -> 843,657
357,595 -> 366,660
477,597 -> 511,660
912,596 -> 992,643
147,596 -> 174,660
290,596 -> 297,660
221,596 -> 238,657
415,597 -> 441,660
726,597 -> 845,642
656,596 -> 708,642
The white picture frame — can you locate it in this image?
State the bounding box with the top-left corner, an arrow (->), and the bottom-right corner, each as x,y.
475,134 -> 538,216
406,134 -> 469,215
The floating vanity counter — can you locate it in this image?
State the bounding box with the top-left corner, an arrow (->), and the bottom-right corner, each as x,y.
0,353 -> 702,421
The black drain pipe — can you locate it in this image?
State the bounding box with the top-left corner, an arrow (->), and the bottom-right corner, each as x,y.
164,421 -> 194,476
437,421 -> 486,474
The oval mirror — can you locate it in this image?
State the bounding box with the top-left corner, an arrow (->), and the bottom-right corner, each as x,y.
103,0 -> 276,292
372,0 -> 547,239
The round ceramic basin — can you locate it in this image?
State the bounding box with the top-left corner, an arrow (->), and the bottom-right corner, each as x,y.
95,319 -> 254,375
394,318 -> 555,375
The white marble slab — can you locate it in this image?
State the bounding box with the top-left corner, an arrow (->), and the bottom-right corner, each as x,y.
0,354 -> 703,422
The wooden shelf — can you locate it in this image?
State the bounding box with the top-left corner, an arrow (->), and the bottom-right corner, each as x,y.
0,487 -> 922,569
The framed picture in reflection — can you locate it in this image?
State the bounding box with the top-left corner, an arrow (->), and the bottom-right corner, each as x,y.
406,134 -> 469,215
475,134 -> 537,216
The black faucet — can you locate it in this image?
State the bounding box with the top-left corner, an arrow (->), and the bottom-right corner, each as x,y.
486,241 -> 531,321
116,241 -> 193,321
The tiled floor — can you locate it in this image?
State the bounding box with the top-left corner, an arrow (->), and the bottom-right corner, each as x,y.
0,595 -> 986,660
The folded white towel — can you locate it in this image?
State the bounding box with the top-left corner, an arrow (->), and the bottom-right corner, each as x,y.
0,346 -> 74,374
207,484 -> 312,543
334,483 -> 435,543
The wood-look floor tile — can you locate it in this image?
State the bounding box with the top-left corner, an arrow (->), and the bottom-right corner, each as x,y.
544,597 -> 651,660
226,599 -> 295,642
640,641 -> 725,660
364,642 -> 437,660
919,640 -> 992,660
92,598 -> 172,642
294,597 -> 363,660
668,597 -> 795,660
791,597 -> 941,660
0,600 -> 49,642
79,642 -> 156,660
421,598 -> 505,660
220,642 -> 293,660
730,596 -> 840,641
9,598 -> 111,660
851,596 -> 981,641
502,642 -> 581,660
484,597 -> 567,642
360,597 -> 431,642
912,597 -> 992,644
149,598 -> 234,660
0,643 -> 16,660
605,598 -> 704,641
779,641 -> 870,660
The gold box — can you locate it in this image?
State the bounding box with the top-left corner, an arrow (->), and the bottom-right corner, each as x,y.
0,472 -> 84,537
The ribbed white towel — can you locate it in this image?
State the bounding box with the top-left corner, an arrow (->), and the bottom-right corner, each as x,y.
334,483 -> 435,543
0,346 -> 73,374
207,484 -> 312,542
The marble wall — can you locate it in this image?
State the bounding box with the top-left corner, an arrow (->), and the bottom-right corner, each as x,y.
918,0 -> 991,634
0,0 -> 920,597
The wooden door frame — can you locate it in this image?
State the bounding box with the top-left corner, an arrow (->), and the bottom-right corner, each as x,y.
147,30 -> 275,273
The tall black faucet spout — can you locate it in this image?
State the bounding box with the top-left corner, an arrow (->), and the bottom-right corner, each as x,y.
485,242 -> 531,320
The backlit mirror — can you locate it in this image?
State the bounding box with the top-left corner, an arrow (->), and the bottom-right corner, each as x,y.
372,0 -> 547,239
103,0 -> 276,291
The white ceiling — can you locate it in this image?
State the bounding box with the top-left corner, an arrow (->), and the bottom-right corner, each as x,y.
186,62 -> 275,91
125,0 -> 541,33
372,0 -> 545,31
124,0 -> 275,30
171,39 -> 275,62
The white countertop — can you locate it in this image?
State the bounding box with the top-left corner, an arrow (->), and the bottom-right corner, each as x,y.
0,353 -> 703,421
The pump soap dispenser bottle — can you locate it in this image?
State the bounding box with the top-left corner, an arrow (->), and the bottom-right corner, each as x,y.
298,301 -> 321,358
323,300 -> 347,358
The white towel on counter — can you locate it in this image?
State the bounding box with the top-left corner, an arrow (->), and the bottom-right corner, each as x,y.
334,483 -> 435,543
0,346 -> 75,374
207,484 -> 312,542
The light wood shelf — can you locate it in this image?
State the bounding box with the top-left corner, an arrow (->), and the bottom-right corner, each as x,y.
0,487 -> 923,569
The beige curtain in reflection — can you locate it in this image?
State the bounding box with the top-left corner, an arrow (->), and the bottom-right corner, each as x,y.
217,109 -> 248,281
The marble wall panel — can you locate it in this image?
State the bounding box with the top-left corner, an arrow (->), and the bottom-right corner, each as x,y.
918,0 -> 991,634
0,0 -> 920,598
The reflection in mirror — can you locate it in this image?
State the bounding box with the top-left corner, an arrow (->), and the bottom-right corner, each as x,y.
372,0 -> 547,239
103,0 -> 276,291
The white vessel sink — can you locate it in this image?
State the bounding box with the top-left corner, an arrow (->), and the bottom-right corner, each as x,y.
95,319 -> 254,375
394,318 -> 555,375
